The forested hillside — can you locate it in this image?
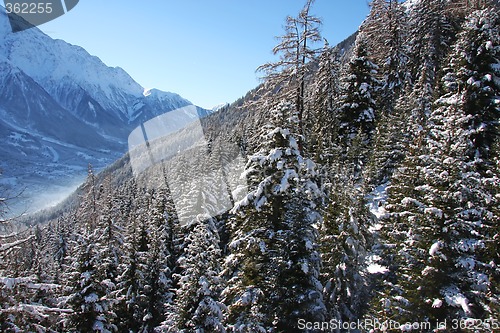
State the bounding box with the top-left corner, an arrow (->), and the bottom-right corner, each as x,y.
1,0 -> 499,332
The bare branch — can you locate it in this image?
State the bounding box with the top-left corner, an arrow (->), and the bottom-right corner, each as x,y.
0,186 -> 28,225
0,234 -> 35,253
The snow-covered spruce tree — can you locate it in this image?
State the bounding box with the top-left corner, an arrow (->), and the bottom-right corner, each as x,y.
66,228 -> 116,332
66,168 -> 117,333
140,190 -> 175,332
366,132 -> 433,324
338,33 -> 380,140
429,7 -> 500,319
115,189 -> 174,333
362,0 -> 409,109
114,210 -> 147,333
161,217 -> 225,333
222,102 -> 325,332
372,7 -> 500,324
319,170 -> 372,326
50,217 -> 70,284
69,175 -> 123,332
360,0 -> 409,189
450,5 -> 500,163
364,98 -> 408,189
81,164 -> 99,229
490,135 -> 500,317
30,225 -> 48,282
404,0 -> 457,137
307,43 -> 341,166
337,33 -> 381,177
407,0 -> 456,84
114,189 -> 156,333
95,177 -> 123,296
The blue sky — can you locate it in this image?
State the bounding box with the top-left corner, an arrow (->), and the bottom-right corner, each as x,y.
40,1 -> 370,109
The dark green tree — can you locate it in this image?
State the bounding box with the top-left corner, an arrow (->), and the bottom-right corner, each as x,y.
372,7 -> 500,325
320,171 -> 372,324
222,102 -> 325,332
337,33 -> 381,179
164,217 -> 225,333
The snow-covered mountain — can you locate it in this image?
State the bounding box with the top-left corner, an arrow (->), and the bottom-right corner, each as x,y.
0,8 -> 206,215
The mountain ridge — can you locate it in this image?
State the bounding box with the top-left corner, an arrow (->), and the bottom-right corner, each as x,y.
0,8 -> 206,215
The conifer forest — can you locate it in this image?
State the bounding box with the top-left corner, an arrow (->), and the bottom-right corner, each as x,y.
1,0 -> 500,332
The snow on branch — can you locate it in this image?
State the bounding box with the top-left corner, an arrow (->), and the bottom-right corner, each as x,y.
0,235 -> 35,253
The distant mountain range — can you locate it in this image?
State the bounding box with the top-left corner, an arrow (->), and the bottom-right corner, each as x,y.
0,8 -> 208,215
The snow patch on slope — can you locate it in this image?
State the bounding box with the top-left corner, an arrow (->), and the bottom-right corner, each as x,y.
366,183 -> 388,220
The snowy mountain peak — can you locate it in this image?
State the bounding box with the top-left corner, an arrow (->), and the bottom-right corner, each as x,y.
0,7 -> 194,121
144,88 -> 191,104
0,6 -> 204,215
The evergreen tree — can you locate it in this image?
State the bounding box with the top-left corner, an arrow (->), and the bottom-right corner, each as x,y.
114,213 -> 146,333
95,178 -> 123,285
338,34 -> 379,139
93,177 -> 123,328
337,33 -> 381,178
164,217 -> 225,333
114,188 -> 175,333
114,188 -> 153,333
372,7 -> 500,325
364,100 -> 407,188
363,0 -> 409,116
66,167 -> 116,332
320,171 -> 372,325
51,217 -> 70,284
67,230 -> 116,333
367,132 -> 430,324
140,190 -> 175,332
222,102 -> 325,332
405,0 -> 456,136
308,43 -> 340,165
432,7 -> 500,319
